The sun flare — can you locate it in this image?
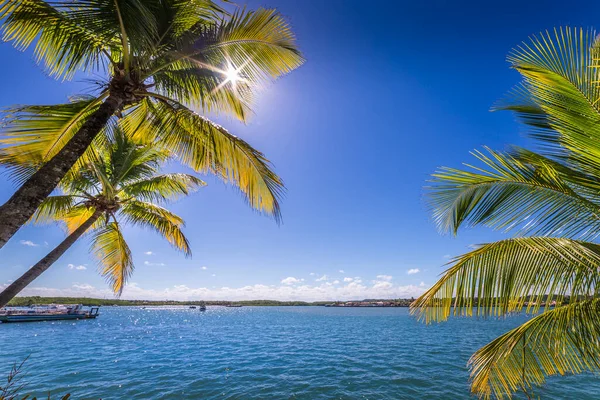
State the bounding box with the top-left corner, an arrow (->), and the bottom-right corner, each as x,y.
224,63 -> 241,85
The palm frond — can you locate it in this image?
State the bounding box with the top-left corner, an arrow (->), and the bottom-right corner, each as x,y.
429,147 -> 600,239
497,27 -> 600,177
122,98 -> 284,220
0,0 -> 119,78
108,0 -> 160,69
59,205 -> 102,234
29,195 -> 77,224
469,299 -> 600,399
120,200 -> 191,256
98,127 -> 168,187
151,64 -> 254,120
418,26 -> 600,399
147,7 -> 303,120
89,221 -> 133,295
0,97 -> 109,179
509,147 -> 600,193
121,173 -> 205,203
204,8 -> 304,83
153,0 -> 225,45
410,237 -> 600,323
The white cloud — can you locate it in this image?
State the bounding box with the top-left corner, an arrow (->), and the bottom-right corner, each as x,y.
372,275 -> 394,289
338,269 -> 345,274
372,281 -> 393,290
72,283 -> 94,291
20,240 -> 38,247
211,274 -> 216,277
201,266 -> 208,270
407,268 -> 420,275
333,280 -> 340,284
144,261 -> 166,267
343,277 -> 353,282
13,280 -> 427,302
420,282 -> 426,287
309,272 -> 316,276
315,274 -> 328,282
281,277 -> 301,285
144,251 -> 153,255
68,264 -> 87,271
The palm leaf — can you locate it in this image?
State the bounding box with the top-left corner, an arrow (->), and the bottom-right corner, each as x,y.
151,64 -> 254,120
0,0 -> 119,78
419,25 -> 600,400
469,299 -> 600,399
146,7 -> 304,121
60,204 -> 103,234
122,97 -> 284,220
28,195 -> 77,224
120,199 -> 190,256
99,128 -> 168,187
90,221 -> 133,295
153,0 -> 224,45
429,147 -> 600,238
497,27 -> 600,177
0,97 -> 110,183
411,237 -> 600,323
204,8 -> 304,82
121,173 -> 205,203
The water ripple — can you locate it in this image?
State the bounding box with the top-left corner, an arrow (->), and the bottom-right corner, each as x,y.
1,307 -> 600,399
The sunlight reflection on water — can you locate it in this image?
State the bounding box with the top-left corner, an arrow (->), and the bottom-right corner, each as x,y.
1,306 -> 599,399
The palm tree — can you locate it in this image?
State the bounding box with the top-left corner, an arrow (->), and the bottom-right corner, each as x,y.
411,28 -> 600,399
0,0 -> 303,248
0,129 -> 204,307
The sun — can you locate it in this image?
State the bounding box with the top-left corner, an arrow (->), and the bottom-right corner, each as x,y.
224,63 -> 241,85
211,60 -> 247,95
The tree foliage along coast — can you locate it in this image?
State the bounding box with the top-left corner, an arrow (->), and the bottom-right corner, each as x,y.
7,297 -> 416,307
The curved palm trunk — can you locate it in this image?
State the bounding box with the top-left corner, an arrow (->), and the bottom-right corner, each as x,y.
0,96 -> 123,250
0,211 -> 101,308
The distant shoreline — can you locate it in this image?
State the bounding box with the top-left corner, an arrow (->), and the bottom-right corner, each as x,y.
7,296 -> 415,307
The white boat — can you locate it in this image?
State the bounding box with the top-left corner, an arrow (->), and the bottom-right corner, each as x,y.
0,304 -> 100,323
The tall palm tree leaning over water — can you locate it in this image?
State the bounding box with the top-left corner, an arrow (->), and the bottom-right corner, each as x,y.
0,0 -> 303,249
0,129 -> 204,307
411,28 -> 600,399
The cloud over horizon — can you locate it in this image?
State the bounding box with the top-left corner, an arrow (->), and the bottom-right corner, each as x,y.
4,278 -> 428,302
281,277 -> 303,285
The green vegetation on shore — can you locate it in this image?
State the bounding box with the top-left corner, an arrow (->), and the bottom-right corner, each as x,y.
7,297 -> 415,307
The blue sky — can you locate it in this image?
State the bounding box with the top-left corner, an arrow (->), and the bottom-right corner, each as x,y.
0,0 -> 597,301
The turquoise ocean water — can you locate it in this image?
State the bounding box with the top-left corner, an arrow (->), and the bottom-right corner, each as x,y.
2,306 -> 599,399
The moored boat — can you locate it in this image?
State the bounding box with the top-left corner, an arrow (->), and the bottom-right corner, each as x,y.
0,304 -> 100,323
